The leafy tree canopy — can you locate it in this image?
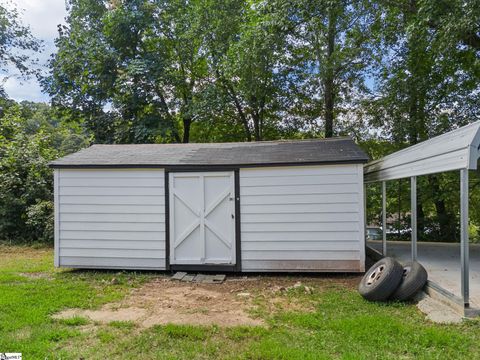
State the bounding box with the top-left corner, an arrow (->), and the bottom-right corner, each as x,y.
0,1 -> 42,98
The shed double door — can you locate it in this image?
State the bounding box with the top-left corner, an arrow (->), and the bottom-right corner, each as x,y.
169,172 -> 236,265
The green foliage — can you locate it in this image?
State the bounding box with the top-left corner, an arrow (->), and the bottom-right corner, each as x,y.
44,0 -> 296,143
362,140 -> 480,242
0,1 -> 42,98
25,200 -> 54,243
361,0 -> 480,240
276,0 -> 378,137
368,0 -> 480,143
44,0 -> 207,143
3,0 -> 480,243
0,102 -> 89,244
469,223 -> 479,244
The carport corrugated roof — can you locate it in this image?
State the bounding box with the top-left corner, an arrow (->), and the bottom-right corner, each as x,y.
364,121 -> 480,182
50,137 -> 369,168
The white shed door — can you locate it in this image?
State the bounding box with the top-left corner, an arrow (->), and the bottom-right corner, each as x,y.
169,172 -> 236,265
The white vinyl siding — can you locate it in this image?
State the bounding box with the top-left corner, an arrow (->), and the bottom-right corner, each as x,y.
55,169 -> 166,269
240,165 -> 364,272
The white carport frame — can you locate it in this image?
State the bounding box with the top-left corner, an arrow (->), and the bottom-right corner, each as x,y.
364,121 -> 480,308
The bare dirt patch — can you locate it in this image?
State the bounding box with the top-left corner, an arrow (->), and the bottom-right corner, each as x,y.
19,272 -> 53,280
53,274 -> 359,328
0,244 -> 51,258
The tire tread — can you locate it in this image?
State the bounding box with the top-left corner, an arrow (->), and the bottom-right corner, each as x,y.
390,261 -> 428,301
358,257 -> 404,301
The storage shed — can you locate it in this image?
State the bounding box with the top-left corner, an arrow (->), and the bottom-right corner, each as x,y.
50,138 -> 369,272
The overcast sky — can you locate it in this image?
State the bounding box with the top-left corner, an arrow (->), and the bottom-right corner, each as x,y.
4,0 -> 67,102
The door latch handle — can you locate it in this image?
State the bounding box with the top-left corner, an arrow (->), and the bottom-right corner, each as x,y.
231,214 -> 234,219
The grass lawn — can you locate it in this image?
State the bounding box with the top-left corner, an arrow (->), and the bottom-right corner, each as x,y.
0,245 -> 479,359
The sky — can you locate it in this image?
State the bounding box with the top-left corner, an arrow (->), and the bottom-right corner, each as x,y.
4,0 -> 67,102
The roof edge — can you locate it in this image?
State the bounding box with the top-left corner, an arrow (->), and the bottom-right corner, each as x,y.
49,159 -> 368,170
365,120 -> 480,170
85,136 -> 356,147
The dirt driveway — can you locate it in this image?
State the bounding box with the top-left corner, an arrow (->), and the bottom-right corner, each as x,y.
53,274 -> 359,328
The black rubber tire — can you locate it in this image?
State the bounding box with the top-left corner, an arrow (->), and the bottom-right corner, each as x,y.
358,257 -> 404,301
390,261 -> 428,301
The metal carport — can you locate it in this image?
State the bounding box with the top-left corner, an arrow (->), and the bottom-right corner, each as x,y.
364,121 -> 480,315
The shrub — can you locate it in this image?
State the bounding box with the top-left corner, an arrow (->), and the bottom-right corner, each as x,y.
0,103 -> 89,244
469,224 -> 480,244
26,200 -> 55,243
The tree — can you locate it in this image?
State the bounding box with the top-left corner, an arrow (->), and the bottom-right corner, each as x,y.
45,0 -> 302,144
411,0 -> 480,52
0,102 -> 89,243
199,0 -> 290,141
367,0 -> 480,241
278,0 -> 377,137
0,1 -> 42,98
44,0 -> 213,143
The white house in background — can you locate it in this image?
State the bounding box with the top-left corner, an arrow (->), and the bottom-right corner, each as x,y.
49,138 -> 369,273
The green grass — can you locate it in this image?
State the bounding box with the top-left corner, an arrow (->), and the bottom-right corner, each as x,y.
1,245 -> 479,359
0,245 -> 151,358
56,316 -> 90,327
109,320 -> 136,330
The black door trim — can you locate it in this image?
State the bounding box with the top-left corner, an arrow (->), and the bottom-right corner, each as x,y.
164,170 -> 170,270
170,264 -> 237,273
234,169 -> 242,272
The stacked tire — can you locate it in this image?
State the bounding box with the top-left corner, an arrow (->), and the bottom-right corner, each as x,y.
358,257 -> 428,302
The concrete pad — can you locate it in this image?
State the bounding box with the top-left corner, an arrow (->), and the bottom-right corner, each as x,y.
213,274 -> 226,283
415,292 -> 463,324
173,273 -> 227,284
181,274 -> 196,282
193,274 -> 207,283
171,272 -> 187,281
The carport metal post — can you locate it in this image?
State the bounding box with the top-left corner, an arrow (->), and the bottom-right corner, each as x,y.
364,183 -> 367,244
460,168 -> 470,306
411,176 -> 417,261
382,181 -> 387,256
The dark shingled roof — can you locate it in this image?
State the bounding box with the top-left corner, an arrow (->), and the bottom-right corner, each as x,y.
49,137 -> 369,168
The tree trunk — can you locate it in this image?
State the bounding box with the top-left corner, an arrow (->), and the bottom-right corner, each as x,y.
250,94 -> 262,141
404,1 -> 433,240
434,197 -> 452,241
417,201 -> 425,237
182,117 -> 191,143
230,90 -> 252,141
181,86 -> 193,143
408,91 -> 419,145
155,87 -> 181,142
324,78 -> 334,138
252,113 -> 261,141
324,7 -> 336,138
218,73 -> 252,141
427,175 -> 455,241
